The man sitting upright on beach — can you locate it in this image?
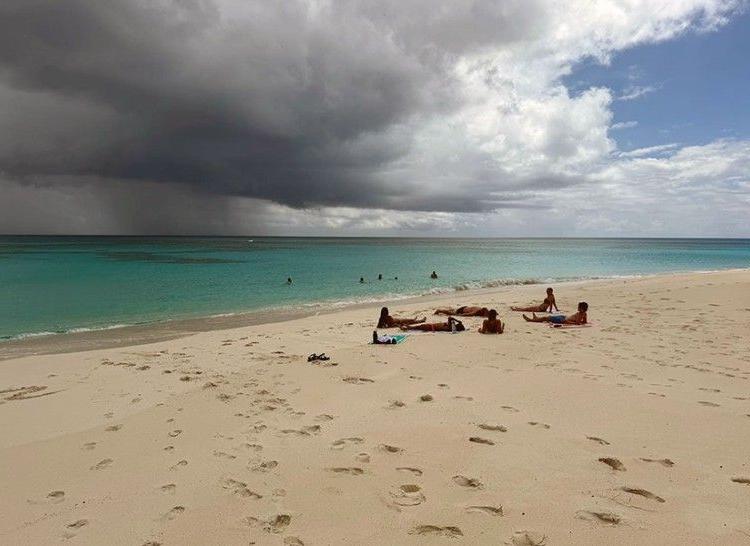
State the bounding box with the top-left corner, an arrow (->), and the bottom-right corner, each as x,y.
524,301 -> 588,326
478,309 -> 504,334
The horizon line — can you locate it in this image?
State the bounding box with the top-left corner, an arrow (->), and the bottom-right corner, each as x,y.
2,234 -> 749,241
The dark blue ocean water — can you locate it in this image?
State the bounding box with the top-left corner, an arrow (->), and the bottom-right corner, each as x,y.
1,236 -> 749,340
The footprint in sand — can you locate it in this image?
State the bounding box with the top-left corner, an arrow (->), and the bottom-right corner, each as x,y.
315,414 -> 335,422
47,490 -> 66,503
466,505 -> 503,516
331,437 -> 364,450
221,478 -> 262,499
501,405 -> 519,413
356,453 -> 371,463
730,477 -> 750,485
30,490 -> 66,505
327,467 -> 364,475
478,423 -> 507,432
409,525 -> 463,538
170,460 -> 188,470
640,458 -> 674,467
419,394 -> 434,402
388,400 -> 406,409
586,436 -> 610,446
397,467 -> 423,476
251,460 -> 278,472
82,442 -> 97,451
159,484 -> 176,494
576,510 -> 622,525
66,519 -> 88,530
390,484 -> 425,506
105,424 -> 122,432
162,506 -> 185,521
453,475 -> 483,488
510,530 -> 548,546
168,429 -> 183,438
281,426 -> 320,437
90,458 -> 113,471
620,487 -> 665,503
528,422 -> 550,429
598,457 -> 625,471
213,450 -> 237,460
698,401 -> 720,407
245,514 -> 292,534
469,437 -> 495,445
342,377 -> 374,384
284,538 -> 304,546
379,444 -> 403,453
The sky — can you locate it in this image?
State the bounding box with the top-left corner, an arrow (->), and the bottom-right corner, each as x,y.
0,0 -> 748,237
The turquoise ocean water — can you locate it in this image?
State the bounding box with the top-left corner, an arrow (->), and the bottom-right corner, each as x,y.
1,236 -> 749,340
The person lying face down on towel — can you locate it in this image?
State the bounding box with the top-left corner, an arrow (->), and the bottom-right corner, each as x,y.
478,309 -> 505,334
434,306 -> 489,317
377,307 -> 426,328
511,287 -> 559,313
523,302 -> 588,325
401,316 -> 466,332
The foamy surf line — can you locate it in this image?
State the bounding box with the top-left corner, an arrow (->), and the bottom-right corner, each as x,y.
1,323 -> 134,342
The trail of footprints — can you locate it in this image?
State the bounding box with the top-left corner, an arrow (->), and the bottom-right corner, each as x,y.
33,309 -> 749,544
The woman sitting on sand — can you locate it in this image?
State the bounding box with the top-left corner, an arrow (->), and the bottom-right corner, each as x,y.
478,309 -> 504,334
401,316 -> 466,332
434,306 -> 489,317
511,287 -> 559,313
524,302 -> 588,325
377,307 -> 426,328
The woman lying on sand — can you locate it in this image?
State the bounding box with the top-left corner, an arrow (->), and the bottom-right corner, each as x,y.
478,309 -> 505,334
401,316 -> 465,332
377,307 -> 426,328
434,306 -> 489,317
511,287 -> 559,312
524,302 -> 588,325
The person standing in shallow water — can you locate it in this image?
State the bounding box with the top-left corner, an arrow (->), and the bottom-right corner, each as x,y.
286,277 -> 292,285
360,277 -> 365,283
430,271 -> 438,279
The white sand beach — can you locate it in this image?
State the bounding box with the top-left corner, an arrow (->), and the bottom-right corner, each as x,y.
1,270 -> 749,545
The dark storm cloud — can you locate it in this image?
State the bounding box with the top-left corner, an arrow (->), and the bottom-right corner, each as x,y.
0,0 -> 550,214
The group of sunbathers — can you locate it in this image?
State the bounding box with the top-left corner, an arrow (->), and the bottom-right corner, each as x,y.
375,287 -> 588,335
